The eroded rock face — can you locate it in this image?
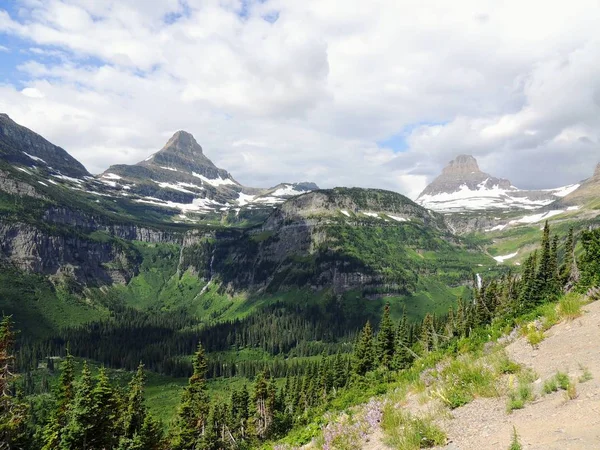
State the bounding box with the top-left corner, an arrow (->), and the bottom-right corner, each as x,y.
0,169 -> 45,199
0,222 -> 137,286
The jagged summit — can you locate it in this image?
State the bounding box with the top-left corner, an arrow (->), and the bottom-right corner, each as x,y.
159,130 -> 204,156
442,154 -> 481,175
138,130 -> 224,177
417,154 -> 577,212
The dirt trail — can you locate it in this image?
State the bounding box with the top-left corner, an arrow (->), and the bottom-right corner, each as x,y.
367,300 -> 600,449
437,300 -> 600,450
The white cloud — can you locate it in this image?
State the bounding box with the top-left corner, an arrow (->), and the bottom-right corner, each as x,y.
0,0 -> 599,198
21,87 -> 45,98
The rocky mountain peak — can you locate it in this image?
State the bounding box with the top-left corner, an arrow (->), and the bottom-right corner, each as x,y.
0,112 -> 90,178
415,154 -> 568,212
418,154 -> 512,201
161,130 -> 203,156
442,154 -> 481,176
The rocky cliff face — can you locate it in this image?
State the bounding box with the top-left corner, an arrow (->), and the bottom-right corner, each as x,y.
0,168 -> 46,199
0,222 -> 138,286
175,188 -> 471,296
0,200 -> 183,287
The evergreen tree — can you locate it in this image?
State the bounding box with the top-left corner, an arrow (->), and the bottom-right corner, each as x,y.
420,313 -> 436,352
352,321 -> 375,376
119,414 -> 163,450
518,251 -> 538,310
253,371 -> 273,440
332,352 -> 347,389
89,367 -> 121,449
60,361 -> 94,449
377,303 -> 395,369
0,316 -> 29,449
392,309 -> 413,370
560,226 -> 575,285
171,343 -> 211,450
534,221 -> 555,303
43,352 -> 75,449
579,228 -> 600,290
122,364 -> 147,439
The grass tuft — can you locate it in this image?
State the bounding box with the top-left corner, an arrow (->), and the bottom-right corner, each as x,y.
558,293 -> 583,320
381,403 -> 446,449
508,426 -> 522,450
506,373 -> 534,413
432,356 -> 497,409
578,365 -> 593,383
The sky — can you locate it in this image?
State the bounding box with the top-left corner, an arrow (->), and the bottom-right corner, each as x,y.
0,0 -> 599,199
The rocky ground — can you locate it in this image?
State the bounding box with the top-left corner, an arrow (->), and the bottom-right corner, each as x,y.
364,300 -> 600,450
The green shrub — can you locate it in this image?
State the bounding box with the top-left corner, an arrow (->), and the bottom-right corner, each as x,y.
525,328 -> 545,348
542,377 -> 558,394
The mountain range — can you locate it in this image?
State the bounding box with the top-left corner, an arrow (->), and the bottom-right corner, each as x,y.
0,114 -> 318,227
2,112 -> 600,449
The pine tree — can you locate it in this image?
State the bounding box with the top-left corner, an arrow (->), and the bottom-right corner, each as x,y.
392,309 -> 413,370
560,226 -> 575,285
119,414 -> 163,450
332,352 -> 347,389
89,367 -> 121,449
352,321 -> 375,376
60,361 -> 94,450
518,251 -> 538,310
171,343 -> 211,450
455,297 -> 466,337
253,371 -> 273,439
43,352 -> 75,449
0,316 -> 29,449
548,234 -> 561,296
122,364 -> 147,440
420,313 -> 436,352
377,303 -> 396,370
534,221 -> 553,303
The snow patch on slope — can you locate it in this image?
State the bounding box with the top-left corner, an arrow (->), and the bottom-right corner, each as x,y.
192,172 -> 237,187
418,180 -> 580,212
23,152 -> 47,164
493,251 -> 518,263
271,185 -> 306,197
509,210 -> 565,224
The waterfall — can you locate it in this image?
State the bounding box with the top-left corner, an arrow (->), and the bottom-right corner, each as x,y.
199,247 -> 216,296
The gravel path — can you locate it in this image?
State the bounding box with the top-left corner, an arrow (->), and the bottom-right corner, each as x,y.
434,300 -> 600,449
367,300 -> 600,449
